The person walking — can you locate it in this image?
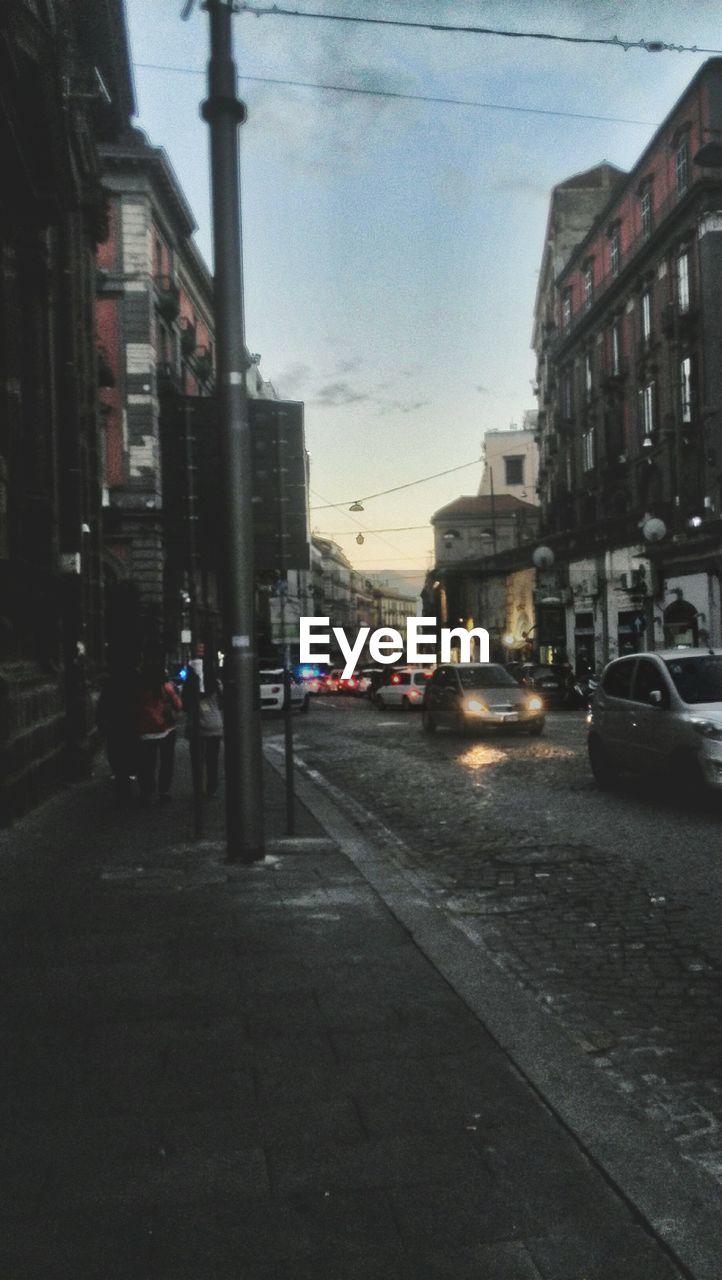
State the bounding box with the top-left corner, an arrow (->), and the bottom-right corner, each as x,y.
135,658 -> 182,804
184,655 -> 223,798
96,662 -> 140,802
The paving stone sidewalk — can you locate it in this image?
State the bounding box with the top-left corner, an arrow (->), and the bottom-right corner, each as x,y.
0,745 -> 689,1278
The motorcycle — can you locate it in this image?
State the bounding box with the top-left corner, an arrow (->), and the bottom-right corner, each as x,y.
569,672 -> 599,708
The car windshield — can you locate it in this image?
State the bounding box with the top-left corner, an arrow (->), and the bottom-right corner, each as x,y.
458,665 -> 518,689
663,655 -> 722,704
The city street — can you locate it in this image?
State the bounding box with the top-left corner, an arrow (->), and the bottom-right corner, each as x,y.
271,693 -> 722,1182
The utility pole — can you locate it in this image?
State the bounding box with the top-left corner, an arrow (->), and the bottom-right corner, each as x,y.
201,0 -> 264,862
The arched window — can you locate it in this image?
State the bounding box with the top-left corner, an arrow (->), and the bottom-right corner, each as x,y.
663,597 -> 698,647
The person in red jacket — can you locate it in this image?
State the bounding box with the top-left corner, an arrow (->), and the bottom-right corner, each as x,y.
136,658 -> 182,804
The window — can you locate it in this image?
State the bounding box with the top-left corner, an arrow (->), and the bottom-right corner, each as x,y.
633,658 -> 668,706
676,251 -> 690,312
641,290 -> 652,343
640,183 -> 652,236
582,426 -> 595,472
603,659 -> 635,699
561,289 -> 572,330
610,321 -> 620,376
504,456 -> 524,486
609,226 -> 620,277
583,261 -> 594,311
584,352 -> 593,400
680,356 -> 692,423
641,382 -> 655,436
676,136 -> 689,196
562,372 -> 573,419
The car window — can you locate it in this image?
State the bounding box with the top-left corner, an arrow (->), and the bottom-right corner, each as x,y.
632,658 -> 666,704
664,655 -> 722,704
412,671 -> 431,686
458,665 -> 518,690
390,672 -> 411,686
602,659 -> 635,699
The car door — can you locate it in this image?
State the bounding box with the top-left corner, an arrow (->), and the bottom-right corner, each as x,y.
434,667 -> 462,725
627,657 -> 674,772
594,657 -> 637,767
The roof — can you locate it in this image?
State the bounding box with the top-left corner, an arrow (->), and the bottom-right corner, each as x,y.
432,494 -> 540,523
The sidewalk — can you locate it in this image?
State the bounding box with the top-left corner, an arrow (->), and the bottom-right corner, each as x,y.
0,743 -> 690,1279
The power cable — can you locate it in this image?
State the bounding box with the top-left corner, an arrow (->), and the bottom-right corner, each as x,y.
309,457 -> 481,510
316,525 -> 429,534
310,489 -> 429,565
235,4 -> 722,56
132,60 -> 658,126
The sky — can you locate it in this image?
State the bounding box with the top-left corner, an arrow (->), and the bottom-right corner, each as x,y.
124,0 -> 722,593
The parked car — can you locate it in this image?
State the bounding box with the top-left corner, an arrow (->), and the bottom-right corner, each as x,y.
422,663 -> 545,735
375,667 -> 432,710
519,662 -> 573,708
259,668 -> 310,713
587,648 -> 722,794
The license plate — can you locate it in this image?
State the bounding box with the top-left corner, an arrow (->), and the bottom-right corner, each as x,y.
500,712 -> 518,721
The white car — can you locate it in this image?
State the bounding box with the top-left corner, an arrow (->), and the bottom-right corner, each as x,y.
375,667 -> 432,710
259,669 -> 310,713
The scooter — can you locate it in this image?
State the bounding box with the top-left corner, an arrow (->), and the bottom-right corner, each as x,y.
570,672 -> 599,708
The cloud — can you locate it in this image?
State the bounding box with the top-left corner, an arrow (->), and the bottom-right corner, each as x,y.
314,380 -> 369,406
376,398 -> 430,416
476,384 -> 490,394
335,356 -> 364,374
276,362 -> 312,396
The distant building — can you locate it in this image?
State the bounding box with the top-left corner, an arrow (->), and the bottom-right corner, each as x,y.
431,494 -> 540,566
478,414 -> 539,505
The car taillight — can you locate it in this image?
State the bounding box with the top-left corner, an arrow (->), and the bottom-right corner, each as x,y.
391,675 -> 400,684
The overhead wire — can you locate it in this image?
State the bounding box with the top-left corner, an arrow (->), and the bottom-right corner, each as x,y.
310,488 -> 430,566
133,60 -> 658,126
309,457 -> 482,510
235,4 -> 722,57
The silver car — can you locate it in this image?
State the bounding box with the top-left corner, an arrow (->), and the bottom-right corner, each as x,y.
422,663 -> 545,735
588,648 -> 722,793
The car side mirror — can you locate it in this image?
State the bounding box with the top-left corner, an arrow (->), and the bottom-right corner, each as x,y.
648,689 -> 664,707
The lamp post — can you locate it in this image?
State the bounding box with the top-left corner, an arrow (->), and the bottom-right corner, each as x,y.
640,515 -> 666,652
201,0 -> 264,863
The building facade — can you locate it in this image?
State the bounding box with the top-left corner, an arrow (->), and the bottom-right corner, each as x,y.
533,59 -> 722,668
1,0 -> 133,821
96,128 -> 218,656
478,415 -> 540,505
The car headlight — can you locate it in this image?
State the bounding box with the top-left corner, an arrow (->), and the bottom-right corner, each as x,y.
689,717 -> 722,740
526,696 -> 543,712
465,698 -> 488,715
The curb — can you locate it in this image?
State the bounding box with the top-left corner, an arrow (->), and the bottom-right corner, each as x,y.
265,745 -> 721,1280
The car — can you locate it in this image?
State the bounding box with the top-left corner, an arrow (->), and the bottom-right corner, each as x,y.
518,662 -> 573,708
322,667 -> 344,694
259,668 -> 310,714
587,648 -> 722,794
375,667 -> 432,710
360,667 -> 385,699
338,672 -> 360,694
422,662 -> 545,735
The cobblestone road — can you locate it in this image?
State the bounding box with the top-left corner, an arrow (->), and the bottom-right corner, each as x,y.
269,695 -> 722,1182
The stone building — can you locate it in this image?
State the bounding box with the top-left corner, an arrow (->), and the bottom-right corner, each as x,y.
533,58 -> 722,668
96,128 -> 217,652
0,0 -> 133,821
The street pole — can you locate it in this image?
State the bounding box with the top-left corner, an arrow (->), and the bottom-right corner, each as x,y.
201,0 -> 264,862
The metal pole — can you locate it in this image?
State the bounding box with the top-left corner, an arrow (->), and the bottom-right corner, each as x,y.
184,401 -> 204,838
202,0 -> 264,862
276,419 -> 295,835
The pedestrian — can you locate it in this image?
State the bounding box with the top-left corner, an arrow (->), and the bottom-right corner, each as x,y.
135,658 -> 182,804
184,654 -> 223,798
96,662 -> 140,802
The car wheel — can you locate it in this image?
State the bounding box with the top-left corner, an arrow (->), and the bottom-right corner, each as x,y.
528,718 -> 545,736
422,707 -> 436,734
454,709 -> 468,737
300,695 -> 310,714
588,736 -> 618,788
401,695 -> 411,711
375,693 -> 385,709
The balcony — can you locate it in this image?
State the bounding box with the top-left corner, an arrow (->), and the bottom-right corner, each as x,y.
661,301 -> 699,339
153,275 -> 180,323
156,362 -> 183,396
179,318 -> 197,355
191,346 -> 214,386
